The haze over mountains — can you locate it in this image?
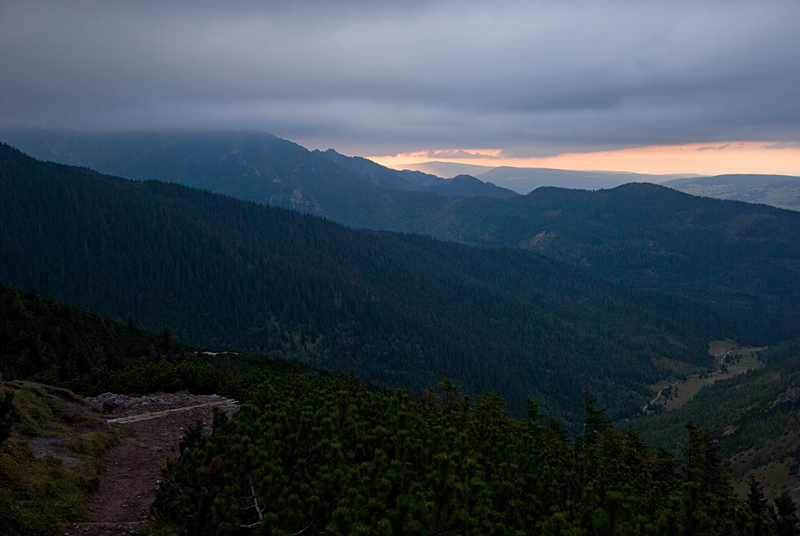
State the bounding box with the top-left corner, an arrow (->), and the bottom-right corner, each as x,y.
398,159 -> 800,211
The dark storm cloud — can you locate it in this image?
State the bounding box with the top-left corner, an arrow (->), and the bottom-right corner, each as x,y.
1,0 -> 798,156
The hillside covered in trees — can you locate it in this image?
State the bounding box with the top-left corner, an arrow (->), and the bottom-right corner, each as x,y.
0,284 -> 321,398
4,130 -> 798,335
2,143 -> 788,424
0,285 -> 331,535
2,288 -> 798,535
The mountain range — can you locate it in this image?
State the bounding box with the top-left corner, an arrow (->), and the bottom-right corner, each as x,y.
401,161 -> 694,193
5,141 -> 794,425
2,130 -> 797,332
401,161 -> 800,212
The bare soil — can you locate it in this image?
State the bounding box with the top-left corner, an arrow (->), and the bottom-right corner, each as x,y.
66,393 -> 237,536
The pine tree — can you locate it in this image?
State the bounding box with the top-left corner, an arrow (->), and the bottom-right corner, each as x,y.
680,421 -> 732,500
746,475 -> 768,517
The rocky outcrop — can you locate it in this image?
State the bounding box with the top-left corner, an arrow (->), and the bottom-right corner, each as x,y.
89,392 -> 165,413
773,385 -> 800,407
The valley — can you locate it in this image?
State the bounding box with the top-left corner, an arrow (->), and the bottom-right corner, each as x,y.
644,341 -> 765,414
632,338 -> 800,500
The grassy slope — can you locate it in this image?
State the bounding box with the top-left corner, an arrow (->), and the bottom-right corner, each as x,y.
0,381 -> 121,536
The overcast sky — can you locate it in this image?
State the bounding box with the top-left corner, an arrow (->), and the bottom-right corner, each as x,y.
1,0 -> 799,173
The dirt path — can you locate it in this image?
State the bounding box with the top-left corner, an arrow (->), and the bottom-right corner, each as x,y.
66,393 -> 237,536
642,381 -> 679,412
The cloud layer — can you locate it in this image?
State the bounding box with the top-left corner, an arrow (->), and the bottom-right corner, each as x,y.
1,0 -> 798,157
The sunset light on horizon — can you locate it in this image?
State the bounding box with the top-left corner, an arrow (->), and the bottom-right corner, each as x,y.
369,142 -> 800,177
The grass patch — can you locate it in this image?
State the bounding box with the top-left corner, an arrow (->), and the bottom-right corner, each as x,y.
0,381 -> 121,535
733,454 -> 800,504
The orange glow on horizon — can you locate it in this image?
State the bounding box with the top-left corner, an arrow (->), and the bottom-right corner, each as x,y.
367,142 -> 800,177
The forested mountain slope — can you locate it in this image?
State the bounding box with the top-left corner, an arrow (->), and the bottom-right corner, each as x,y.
0,143 -> 775,423
0,284 -> 188,384
368,184 -> 800,334
0,129 -> 393,221
0,283 -> 319,393
4,130 -> 798,333
150,375 -> 782,536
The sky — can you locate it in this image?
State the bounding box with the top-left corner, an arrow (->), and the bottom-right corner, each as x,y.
1,0 -> 799,176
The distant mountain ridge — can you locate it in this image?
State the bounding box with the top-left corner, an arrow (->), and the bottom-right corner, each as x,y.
396,160 -> 698,193
477,166 -> 628,192
0,130 -> 516,221
5,129 -> 798,209
0,130 -> 385,220
394,161 -> 800,212
663,174 -> 800,211
312,148 -> 517,198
